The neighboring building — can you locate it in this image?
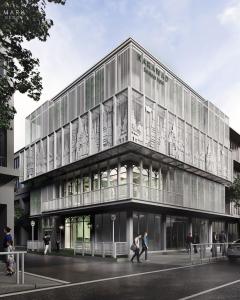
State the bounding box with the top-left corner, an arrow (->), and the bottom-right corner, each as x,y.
14,149 -> 30,246
17,38 -> 239,251
225,128 -> 240,240
0,108 -> 19,249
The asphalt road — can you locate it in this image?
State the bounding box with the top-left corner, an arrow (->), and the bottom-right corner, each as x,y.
1,254 -> 240,299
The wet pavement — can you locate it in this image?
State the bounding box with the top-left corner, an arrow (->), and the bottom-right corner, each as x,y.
1,253 -> 240,299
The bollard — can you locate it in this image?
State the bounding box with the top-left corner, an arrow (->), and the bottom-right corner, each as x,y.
16,252 -> 19,284
21,253 -> 25,284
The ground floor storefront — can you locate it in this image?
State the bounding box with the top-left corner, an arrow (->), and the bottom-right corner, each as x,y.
33,205 -> 240,252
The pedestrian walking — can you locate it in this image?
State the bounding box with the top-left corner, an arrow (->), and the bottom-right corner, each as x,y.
139,232 -> 148,261
212,231 -> 218,257
219,230 -> 227,256
186,232 -> 193,253
6,244 -> 15,276
43,233 -> 50,255
192,232 -> 199,254
130,234 -> 142,263
3,226 -> 14,275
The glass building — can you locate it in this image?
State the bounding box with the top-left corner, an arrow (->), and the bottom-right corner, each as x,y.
18,38 -> 239,251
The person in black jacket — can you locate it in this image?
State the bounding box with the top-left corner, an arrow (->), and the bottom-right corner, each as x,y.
43,233 -> 50,255
192,232 -> 199,254
139,232 -> 148,261
219,231 -> 227,255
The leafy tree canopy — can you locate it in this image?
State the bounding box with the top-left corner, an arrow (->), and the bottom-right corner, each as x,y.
228,175 -> 240,207
0,0 -> 65,129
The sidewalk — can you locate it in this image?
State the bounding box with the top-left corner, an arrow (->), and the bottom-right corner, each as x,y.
0,263 -> 62,295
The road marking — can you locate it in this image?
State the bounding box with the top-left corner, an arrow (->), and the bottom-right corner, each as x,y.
178,279 -> 240,300
0,263 -> 209,298
24,272 -> 70,284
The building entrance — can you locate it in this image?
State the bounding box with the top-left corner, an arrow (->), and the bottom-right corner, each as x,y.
166,216 -> 188,249
65,216 -> 91,248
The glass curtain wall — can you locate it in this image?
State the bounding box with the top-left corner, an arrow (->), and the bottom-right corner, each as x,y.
65,216 -> 91,249
166,216 -> 188,249
133,212 -> 161,250
94,212 -> 126,242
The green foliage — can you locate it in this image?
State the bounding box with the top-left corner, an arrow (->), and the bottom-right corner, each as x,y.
14,206 -> 30,229
15,206 -> 25,221
0,0 -> 65,129
228,175 -> 240,207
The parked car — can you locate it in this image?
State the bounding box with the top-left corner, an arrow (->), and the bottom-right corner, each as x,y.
227,240 -> 240,260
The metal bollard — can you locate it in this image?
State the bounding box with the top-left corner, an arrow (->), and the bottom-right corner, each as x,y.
21,253 -> 25,284
16,252 -> 19,284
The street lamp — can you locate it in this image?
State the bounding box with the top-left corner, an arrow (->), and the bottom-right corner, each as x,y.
59,225 -> 64,250
31,220 -> 35,251
111,214 -> 116,243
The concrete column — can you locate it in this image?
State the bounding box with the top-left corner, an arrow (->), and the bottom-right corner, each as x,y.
126,210 -> 133,257
208,221 -> 213,244
224,222 -> 228,242
161,215 -> 167,251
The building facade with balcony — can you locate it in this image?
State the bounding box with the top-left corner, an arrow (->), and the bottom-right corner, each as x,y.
18,38 -> 239,251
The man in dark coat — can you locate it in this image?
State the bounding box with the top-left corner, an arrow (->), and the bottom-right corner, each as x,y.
140,232 -> 148,261
192,232 -> 200,253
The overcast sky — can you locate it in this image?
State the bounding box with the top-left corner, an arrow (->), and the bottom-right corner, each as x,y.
14,0 -> 240,152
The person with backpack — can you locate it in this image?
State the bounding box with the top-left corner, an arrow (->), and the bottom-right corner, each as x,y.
130,234 -> 142,263
43,233 -> 50,255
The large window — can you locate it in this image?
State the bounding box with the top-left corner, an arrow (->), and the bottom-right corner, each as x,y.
105,59 -> 115,99
132,49 -> 142,91
79,114 -> 89,157
85,75 -> 94,111
185,124 -> 192,164
77,82 -> 84,116
95,68 -> 104,105
109,168 -> 118,186
49,134 -> 54,171
54,99 -> 61,130
116,90 -> 128,144
56,130 -> 62,168
91,107 -> 100,154
145,61 -> 155,100
83,176 -> 90,193
117,48 -> 130,91
132,90 -> 143,144
191,96 -> 198,128
30,189 -> 41,215
156,106 -> 167,154
71,119 -> 79,162
176,82 -> 183,118
69,88 -> 77,121
102,100 -> 113,150
42,138 -> 47,173
133,165 -> 141,198
177,118 -> 185,162
119,165 -> 127,185
100,170 -> 108,188
184,90 -> 191,124
166,77 -> 174,113
63,125 -> 70,165
145,99 -> 155,148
